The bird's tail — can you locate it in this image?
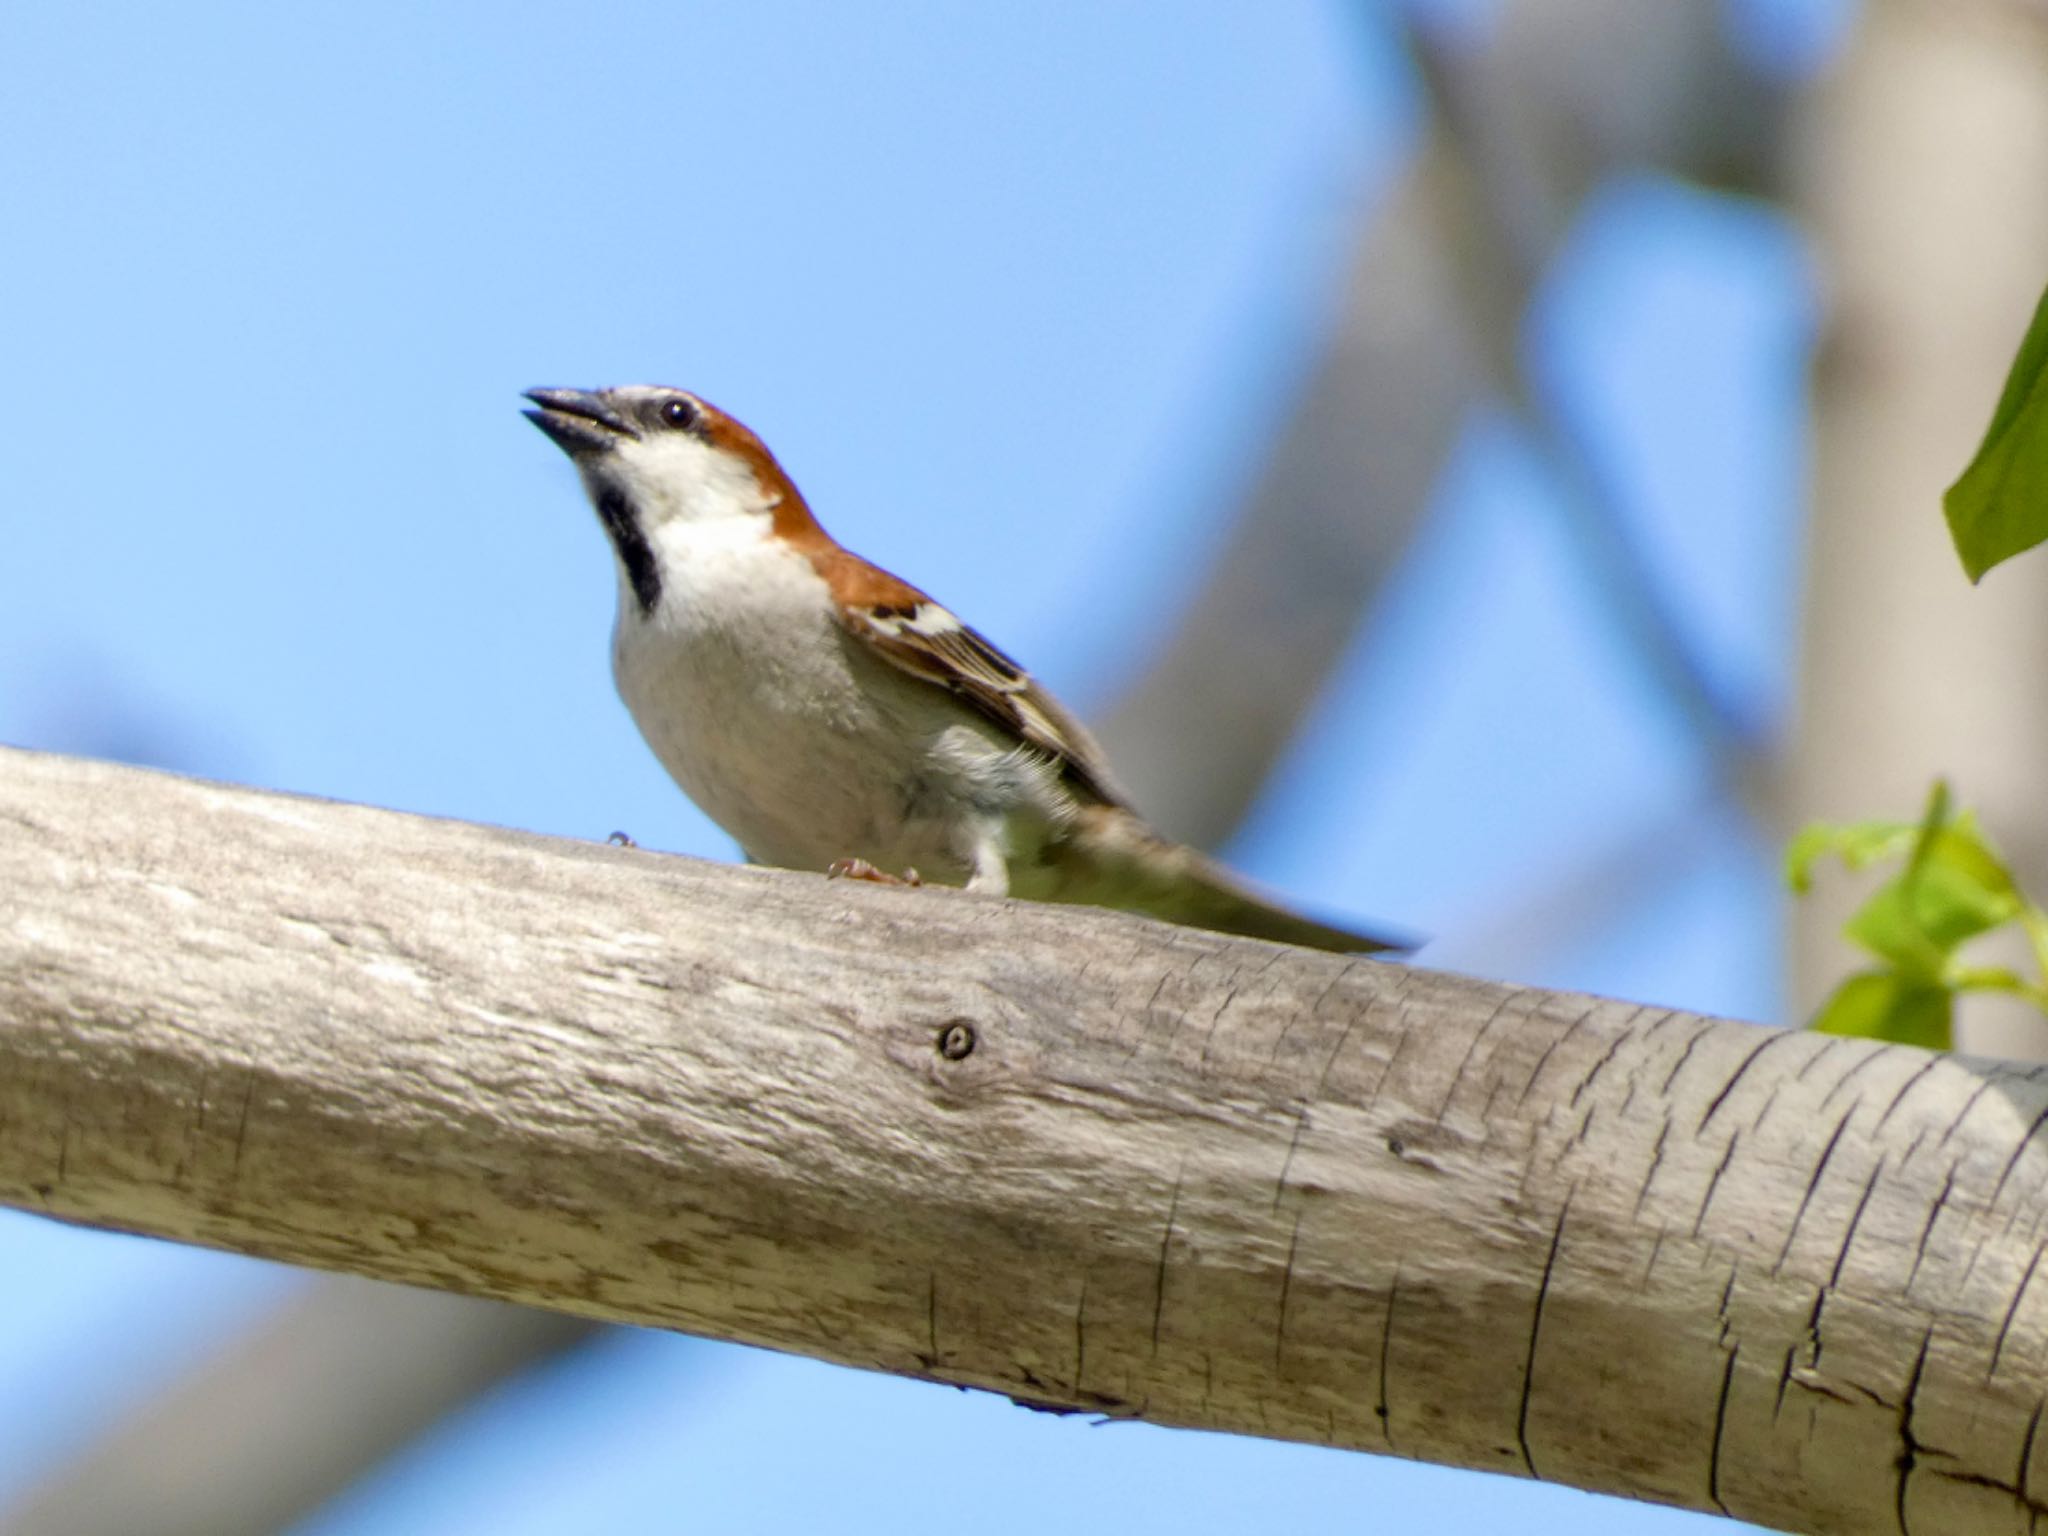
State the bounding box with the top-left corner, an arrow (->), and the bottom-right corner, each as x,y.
1059,807 -> 1412,956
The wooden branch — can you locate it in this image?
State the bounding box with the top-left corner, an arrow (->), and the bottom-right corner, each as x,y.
3,747 -> 2045,1534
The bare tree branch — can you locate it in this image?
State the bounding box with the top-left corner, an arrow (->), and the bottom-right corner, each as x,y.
0,1278 -> 594,1536
1101,1 -> 1791,846
1401,11 -> 1780,788
1094,154 -> 1463,846
2,746 -> 2045,1534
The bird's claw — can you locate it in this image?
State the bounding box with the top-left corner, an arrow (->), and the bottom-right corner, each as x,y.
827,858 -> 922,887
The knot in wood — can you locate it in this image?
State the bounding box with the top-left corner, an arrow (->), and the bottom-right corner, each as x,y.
936,1020 -> 977,1061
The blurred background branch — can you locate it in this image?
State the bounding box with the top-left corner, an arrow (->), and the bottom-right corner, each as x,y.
1400,7 -> 1782,795
1095,147 -> 1466,844
1102,1 -> 1791,846
1,1281 -> 594,1536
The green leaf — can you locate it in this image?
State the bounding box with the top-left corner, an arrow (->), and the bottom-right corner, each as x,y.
1920,823 -> 2023,929
1944,282 -> 2048,582
1947,965 -> 2037,997
2023,905 -> 2048,978
1900,779 -> 1953,885
1810,971 -> 1953,1050
1798,784 -> 2012,965
1844,852 -> 2018,972
1784,818 -> 1917,894
1789,781 -> 2048,1045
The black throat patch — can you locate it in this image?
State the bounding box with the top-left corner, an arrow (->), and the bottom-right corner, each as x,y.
595,487 -> 662,616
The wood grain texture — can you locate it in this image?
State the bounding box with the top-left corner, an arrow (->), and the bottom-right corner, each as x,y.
3,745 -> 2046,1533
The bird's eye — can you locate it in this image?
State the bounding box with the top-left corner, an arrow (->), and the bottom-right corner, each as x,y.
660,398 -> 700,431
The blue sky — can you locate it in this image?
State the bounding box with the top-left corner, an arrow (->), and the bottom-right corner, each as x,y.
0,3 -> 1829,1530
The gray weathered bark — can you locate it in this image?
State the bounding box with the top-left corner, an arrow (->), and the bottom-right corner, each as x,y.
3,746 -> 2046,1534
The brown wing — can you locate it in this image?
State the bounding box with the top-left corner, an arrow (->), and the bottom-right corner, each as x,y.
814,549 -> 1126,806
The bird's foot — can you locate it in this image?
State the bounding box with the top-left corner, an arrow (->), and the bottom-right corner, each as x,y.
827,858 -> 923,887
607,830 -> 638,848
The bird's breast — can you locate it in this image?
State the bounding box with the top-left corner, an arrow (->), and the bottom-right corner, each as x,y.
608,523 -> 992,874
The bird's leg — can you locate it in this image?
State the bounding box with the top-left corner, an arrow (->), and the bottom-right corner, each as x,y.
827,858 -> 923,887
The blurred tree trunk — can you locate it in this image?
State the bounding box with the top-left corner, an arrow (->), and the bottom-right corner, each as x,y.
1787,0 -> 2048,1054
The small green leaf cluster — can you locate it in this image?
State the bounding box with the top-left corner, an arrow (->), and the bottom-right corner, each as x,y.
1789,282 -> 2048,1048
1786,783 -> 2048,1049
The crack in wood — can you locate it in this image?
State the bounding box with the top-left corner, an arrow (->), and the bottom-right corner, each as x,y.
1707,1345 -> 1739,1517
1516,1189 -> 1574,1481
1699,1030 -> 1796,1134
1377,1261 -> 1401,1452
1773,1111 -> 1856,1275
1151,1160 -> 1185,1356
1896,1326 -> 1934,1536
1990,1243 -> 2046,1381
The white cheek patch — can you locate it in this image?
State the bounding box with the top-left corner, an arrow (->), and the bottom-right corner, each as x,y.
607,435 -> 770,527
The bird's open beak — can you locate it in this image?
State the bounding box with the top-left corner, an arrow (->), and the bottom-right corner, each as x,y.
522,388 -> 640,455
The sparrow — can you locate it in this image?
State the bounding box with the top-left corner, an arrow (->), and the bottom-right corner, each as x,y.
523,385 -> 1402,955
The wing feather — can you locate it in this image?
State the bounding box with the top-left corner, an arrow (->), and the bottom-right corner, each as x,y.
833,583 -> 1126,806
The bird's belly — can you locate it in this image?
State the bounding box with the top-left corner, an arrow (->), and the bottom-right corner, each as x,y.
613,611 -> 1002,881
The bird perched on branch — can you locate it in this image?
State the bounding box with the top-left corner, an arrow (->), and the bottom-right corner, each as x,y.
524,385 -> 1401,954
